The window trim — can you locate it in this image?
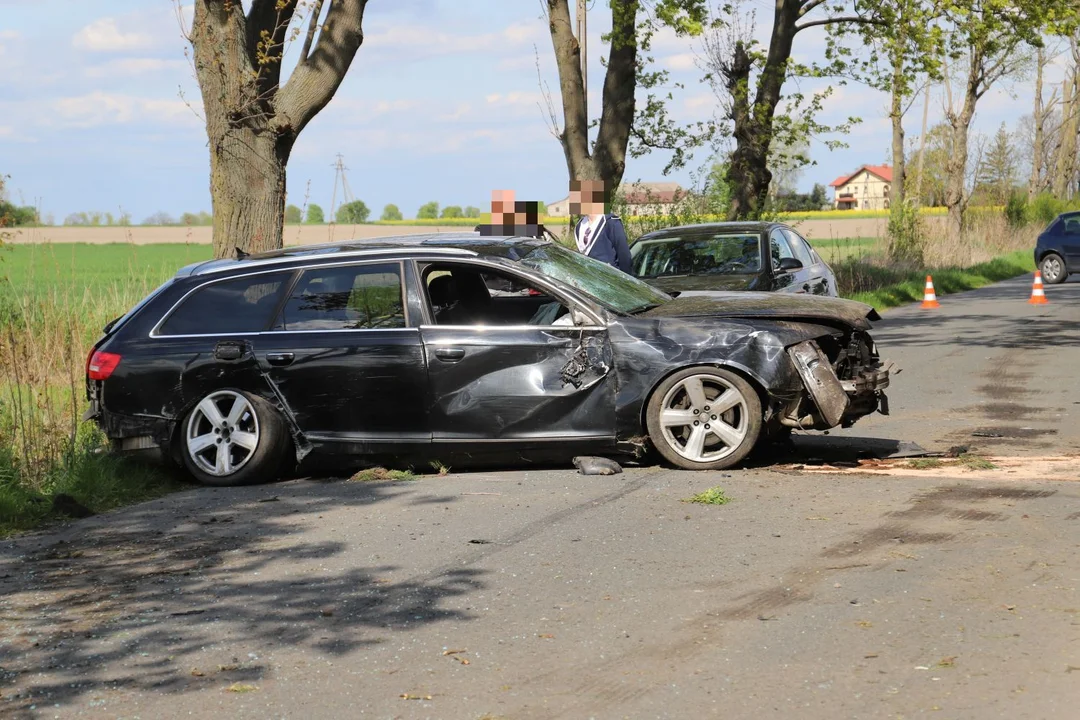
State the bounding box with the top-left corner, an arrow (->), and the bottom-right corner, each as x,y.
149,260 -> 410,339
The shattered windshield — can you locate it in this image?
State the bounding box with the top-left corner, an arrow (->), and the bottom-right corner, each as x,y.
519,243 -> 671,315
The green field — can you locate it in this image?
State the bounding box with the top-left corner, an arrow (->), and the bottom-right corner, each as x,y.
1,243 -> 212,296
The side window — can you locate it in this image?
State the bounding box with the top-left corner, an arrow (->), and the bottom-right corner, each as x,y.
424,264 -> 569,327
158,272 -> 291,336
769,230 -> 796,270
1064,217 -> 1080,235
280,263 -> 406,331
783,229 -> 815,267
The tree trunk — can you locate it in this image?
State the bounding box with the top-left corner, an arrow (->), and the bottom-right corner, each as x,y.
208,128 -> 293,257
191,0 -> 368,258
546,0 -> 637,197
889,57 -> 907,213
726,0 -> 799,219
944,49 -> 980,244
1030,47 -> 1046,201
1054,55 -> 1079,199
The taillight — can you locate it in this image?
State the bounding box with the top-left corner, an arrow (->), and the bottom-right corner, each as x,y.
87,350 -> 121,380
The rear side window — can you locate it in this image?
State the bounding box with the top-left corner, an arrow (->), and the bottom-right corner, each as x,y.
280,263 -> 406,331
157,272 -> 291,336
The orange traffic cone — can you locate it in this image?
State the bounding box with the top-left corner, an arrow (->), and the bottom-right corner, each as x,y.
921,275 -> 940,309
1028,270 -> 1049,305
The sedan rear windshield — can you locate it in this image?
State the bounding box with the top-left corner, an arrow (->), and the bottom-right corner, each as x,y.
631,233 -> 762,277
519,243 -> 670,315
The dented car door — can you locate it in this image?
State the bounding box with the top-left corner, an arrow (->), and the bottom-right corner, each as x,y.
420,324 -> 615,443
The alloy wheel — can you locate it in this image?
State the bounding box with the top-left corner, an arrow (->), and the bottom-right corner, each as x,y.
657,373 -> 749,463
185,391 -> 260,477
1042,255 -> 1063,283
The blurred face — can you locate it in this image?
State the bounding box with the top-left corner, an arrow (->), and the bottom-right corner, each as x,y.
569,179 -> 606,216
490,189 -> 516,226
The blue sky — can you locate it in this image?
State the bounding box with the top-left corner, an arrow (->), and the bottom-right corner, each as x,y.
0,0 -> 1055,222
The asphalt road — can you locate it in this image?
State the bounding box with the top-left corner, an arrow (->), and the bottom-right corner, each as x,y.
1,275 -> 1078,720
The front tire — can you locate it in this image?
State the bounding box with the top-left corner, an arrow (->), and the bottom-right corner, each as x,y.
180,390 -> 288,486
645,367 -> 763,470
1040,253 -> 1067,284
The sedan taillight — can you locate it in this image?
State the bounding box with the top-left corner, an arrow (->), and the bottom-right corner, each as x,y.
87,350 -> 121,380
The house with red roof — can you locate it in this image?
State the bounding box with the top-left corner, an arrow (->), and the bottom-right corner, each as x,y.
828,165 -> 893,210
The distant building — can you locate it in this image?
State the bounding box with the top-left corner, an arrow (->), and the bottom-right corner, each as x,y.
546,181 -> 686,217
828,165 -> 893,210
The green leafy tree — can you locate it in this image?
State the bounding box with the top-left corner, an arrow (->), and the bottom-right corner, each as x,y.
978,123 -> 1018,204
441,205 -> 464,219
285,204 -> 303,223
463,206 -> 481,218
853,0 -> 944,261
305,203 -> 325,224
380,203 -> 403,221
701,1 -> 892,219
417,201 -> 439,219
190,0 -> 372,258
939,0 -> 1071,241
544,0 -> 710,196
335,199 -> 370,223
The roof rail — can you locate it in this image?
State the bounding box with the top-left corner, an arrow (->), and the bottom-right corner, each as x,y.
190,246 -> 479,276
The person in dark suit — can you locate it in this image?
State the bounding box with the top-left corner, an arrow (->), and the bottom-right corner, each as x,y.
569,179 -> 632,273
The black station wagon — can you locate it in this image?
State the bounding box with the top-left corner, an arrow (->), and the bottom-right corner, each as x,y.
85,235 -> 892,485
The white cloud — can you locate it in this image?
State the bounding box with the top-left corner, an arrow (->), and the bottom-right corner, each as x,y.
84,58 -> 189,78
49,92 -> 200,128
0,30 -> 19,41
0,125 -> 12,137
364,20 -> 546,61
73,18 -> 154,52
664,53 -> 697,71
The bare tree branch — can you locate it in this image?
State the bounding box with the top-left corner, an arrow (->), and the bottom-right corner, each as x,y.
300,0 -> 327,63
795,16 -> 882,33
276,0 -> 368,137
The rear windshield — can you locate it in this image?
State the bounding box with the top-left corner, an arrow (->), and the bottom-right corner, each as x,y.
157,272 -> 292,336
631,233 -> 762,277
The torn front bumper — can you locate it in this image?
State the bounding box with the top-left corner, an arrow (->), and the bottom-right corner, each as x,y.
783,340 -> 892,430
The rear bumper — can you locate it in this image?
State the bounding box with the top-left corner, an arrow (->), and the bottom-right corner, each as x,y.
89,406 -> 174,454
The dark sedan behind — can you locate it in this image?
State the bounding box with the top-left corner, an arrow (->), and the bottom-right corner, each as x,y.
630,222 -> 838,297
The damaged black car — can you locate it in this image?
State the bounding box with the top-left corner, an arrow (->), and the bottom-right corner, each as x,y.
85,235 -> 892,485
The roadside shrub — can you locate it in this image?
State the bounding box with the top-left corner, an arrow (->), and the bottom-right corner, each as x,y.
1004,193 -> 1029,228
1028,192 -> 1076,226
885,200 -> 925,267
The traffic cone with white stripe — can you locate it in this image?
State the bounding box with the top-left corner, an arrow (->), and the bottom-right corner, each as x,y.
1028,270 -> 1049,305
921,275 -> 940,309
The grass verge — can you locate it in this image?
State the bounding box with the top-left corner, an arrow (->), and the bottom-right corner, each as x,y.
838,250 -> 1035,311
0,442 -> 186,537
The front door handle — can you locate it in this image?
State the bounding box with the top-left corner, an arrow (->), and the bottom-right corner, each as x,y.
266,352 -> 295,366
433,347 -> 465,362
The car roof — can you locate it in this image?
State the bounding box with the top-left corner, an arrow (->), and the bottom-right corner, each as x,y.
636,221 -> 776,240
176,233 -> 552,277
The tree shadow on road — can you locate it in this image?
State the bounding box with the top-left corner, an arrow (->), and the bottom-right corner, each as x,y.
0,477 -> 482,712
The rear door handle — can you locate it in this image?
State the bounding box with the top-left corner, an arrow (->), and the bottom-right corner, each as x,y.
433,347 -> 465,362
265,352 -> 295,367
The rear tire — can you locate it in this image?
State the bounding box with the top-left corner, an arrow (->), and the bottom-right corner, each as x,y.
180,390 -> 289,486
645,367 -> 763,471
1040,253 -> 1067,284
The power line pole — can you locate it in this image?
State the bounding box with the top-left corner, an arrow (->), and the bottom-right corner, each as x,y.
577,0 -> 587,120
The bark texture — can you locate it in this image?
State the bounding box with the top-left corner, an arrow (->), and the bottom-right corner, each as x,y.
191,0 -> 368,258
889,58 -> 906,212
546,0 -> 638,196
944,54 -> 978,243
1053,41 -> 1080,200
1029,47 -> 1047,201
